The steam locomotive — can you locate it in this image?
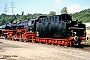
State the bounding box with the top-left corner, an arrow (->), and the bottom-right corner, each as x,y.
1,14 -> 86,46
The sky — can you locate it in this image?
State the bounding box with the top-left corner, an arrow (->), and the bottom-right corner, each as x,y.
0,0 -> 90,15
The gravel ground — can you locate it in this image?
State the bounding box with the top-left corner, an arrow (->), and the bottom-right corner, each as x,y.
0,39 -> 90,60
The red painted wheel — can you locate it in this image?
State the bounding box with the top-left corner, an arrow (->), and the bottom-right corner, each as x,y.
24,39 -> 27,42
32,40 -> 35,43
20,39 -> 22,42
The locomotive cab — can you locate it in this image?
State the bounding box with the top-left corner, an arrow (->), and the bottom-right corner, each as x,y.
28,18 -> 38,32
67,20 -> 86,45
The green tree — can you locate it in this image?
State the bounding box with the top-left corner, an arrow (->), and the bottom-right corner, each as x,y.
48,11 -> 56,16
22,11 -> 24,16
71,8 -> 90,22
61,7 -> 68,14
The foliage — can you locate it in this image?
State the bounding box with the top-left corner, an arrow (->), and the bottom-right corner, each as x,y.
71,9 -> 90,23
61,7 -> 68,14
0,13 -> 47,26
0,8 -> 90,26
48,11 -> 56,16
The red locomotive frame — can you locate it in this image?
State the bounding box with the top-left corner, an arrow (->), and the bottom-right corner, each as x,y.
2,28 -> 86,46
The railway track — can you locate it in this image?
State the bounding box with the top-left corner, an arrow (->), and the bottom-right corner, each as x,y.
0,37 -> 90,52
73,44 -> 90,51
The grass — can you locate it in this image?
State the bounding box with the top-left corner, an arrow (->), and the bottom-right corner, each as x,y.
86,30 -> 90,34
86,29 -> 90,44
81,29 -> 90,44
87,39 -> 90,44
